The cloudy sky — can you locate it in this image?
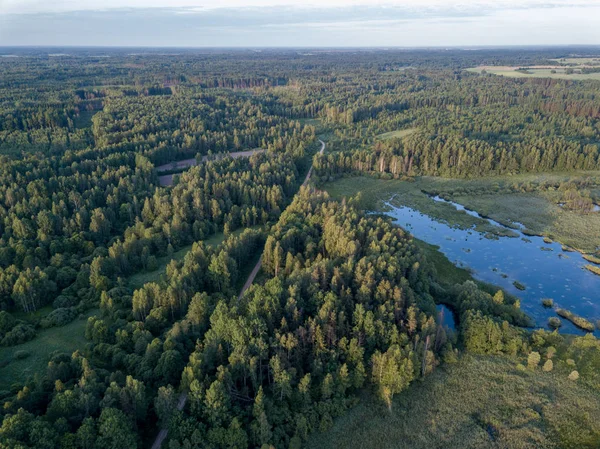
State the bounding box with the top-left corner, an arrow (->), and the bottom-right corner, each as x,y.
1,0 -> 599,47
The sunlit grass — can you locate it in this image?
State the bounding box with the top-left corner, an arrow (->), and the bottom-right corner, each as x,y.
0,309 -> 98,392
307,354 -> 600,449
377,128 -> 417,141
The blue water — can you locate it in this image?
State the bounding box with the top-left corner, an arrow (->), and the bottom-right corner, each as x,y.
436,304 -> 456,331
385,198 -> 600,335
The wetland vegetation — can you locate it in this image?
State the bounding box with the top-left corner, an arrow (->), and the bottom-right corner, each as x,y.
2,47 -> 600,448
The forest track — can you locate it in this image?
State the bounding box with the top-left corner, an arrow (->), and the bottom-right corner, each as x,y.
158,148 -> 266,186
150,392 -> 188,449
237,139 -> 325,301
149,139 -> 324,449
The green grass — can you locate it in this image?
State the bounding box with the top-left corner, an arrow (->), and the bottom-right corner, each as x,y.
129,227 -> 261,289
298,118 -> 322,128
377,128 -> 417,141
556,309 -> 595,332
73,110 -> 97,129
550,58 -> 600,66
307,354 -> 600,449
323,172 -> 600,252
0,309 -> 98,391
128,244 -> 194,289
585,264 -> 600,276
467,66 -> 600,81
583,254 -> 600,265
414,239 -> 472,286
323,176 -> 517,238
11,305 -> 54,324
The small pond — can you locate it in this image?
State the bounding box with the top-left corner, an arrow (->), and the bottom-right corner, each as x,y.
385,197 -> 600,335
436,304 -> 457,331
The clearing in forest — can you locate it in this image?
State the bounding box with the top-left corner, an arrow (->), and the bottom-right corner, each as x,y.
377,128 -> 417,140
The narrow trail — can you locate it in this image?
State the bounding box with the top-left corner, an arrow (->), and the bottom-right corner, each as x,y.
237,139 -> 326,301
150,392 -> 188,449
149,139 -> 325,449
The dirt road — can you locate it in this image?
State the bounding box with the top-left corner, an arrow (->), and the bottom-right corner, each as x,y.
236,139 -> 325,301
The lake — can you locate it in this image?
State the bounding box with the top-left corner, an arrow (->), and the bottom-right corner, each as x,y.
385,197 -> 600,335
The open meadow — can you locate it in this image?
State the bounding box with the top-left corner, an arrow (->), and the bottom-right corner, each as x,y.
0,309 -> 98,392
467,66 -> 600,81
323,173 -> 600,253
307,354 -> 600,449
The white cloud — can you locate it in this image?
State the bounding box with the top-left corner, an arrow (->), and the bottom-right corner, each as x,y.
2,0 -> 599,15
0,0 -> 599,46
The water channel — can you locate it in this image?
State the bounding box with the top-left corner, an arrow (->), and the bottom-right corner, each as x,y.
385,196 -> 600,335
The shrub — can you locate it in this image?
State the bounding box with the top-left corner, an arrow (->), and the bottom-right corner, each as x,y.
0,311 -> 16,337
52,295 -> 78,309
548,317 -> 562,329
14,350 -> 30,360
527,351 -> 541,370
542,359 -> 553,372
513,281 -> 526,291
41,307 -> 77,328
1,324 -> 36,346
568,370 -> 580,381
542,298 -> 554,308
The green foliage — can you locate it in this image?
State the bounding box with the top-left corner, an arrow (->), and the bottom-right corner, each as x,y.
307,354 -> 600,449
461,310 -> 524,355
556,308 -> 595,332
527,351 -> 541,370
542,298 -> 554,308
371,346 -> 414,411
548,317 -> 562,329
2,47 -> 600,449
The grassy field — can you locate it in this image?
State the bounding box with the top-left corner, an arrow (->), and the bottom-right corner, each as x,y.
324,176 -> 517,238
377,128 -> 417,141
415,239 -> 472,286
323,173 -> 600,252
128,244 -> 194,289
11,305 -> 53,324
467,66 -> 600,81
128,229 -> 252,289
307,354 -> 600,449
550,57 -> 600,66
0,309 -> 98,391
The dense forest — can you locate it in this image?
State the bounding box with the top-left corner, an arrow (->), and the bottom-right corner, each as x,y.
1,47 -> 600,448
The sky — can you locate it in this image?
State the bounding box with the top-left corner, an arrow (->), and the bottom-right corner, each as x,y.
0,0 -> 599,47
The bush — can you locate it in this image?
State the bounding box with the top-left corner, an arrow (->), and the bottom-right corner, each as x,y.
52,295 -> 78,309
41,307 -> 77,328
0,311 -> 16,337
1,323 -> 36,346
513,281 -> 526,291
542,298 -> 554,308
542,359 -> 553,372
568,370 -> 580,381
14,350 -> 30,360
548,317 -> 562,329
528,351 -> 541,370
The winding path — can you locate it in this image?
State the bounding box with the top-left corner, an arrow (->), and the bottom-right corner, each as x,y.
236,139 -> 325,301
149,139 -> 325,449
150,392 -> 188,449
